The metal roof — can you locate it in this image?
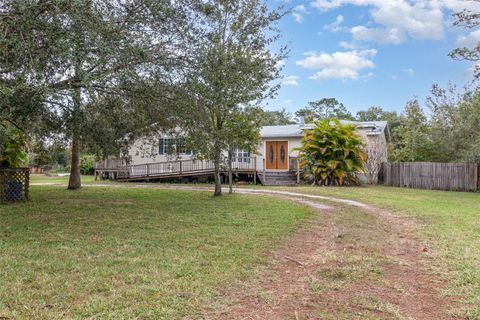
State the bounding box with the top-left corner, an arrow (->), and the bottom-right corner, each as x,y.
260,120 -> 388,138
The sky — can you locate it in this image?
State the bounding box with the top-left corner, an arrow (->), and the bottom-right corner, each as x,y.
267,0 -> 480,115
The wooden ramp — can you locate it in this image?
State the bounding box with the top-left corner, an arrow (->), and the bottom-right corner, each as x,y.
94,158 -> 258,182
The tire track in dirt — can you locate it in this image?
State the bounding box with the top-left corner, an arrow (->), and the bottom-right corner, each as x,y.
198,190 -> 456,319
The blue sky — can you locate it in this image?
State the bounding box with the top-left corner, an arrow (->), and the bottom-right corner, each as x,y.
267,0 -> 480,115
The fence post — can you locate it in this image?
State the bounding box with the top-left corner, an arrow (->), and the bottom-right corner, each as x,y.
179,161 -> 183,174
146,164 -> 150,176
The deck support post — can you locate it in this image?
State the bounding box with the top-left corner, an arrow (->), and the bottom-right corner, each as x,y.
262,158 -> 266,185
296,158 -> 300,184
253,157 -> 257,185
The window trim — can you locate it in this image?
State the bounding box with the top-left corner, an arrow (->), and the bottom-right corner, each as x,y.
233,148 -> 251,163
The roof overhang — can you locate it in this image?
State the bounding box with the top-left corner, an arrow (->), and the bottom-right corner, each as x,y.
261,134 -> 303,139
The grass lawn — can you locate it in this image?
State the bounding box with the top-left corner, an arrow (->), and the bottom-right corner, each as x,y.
0,187 -> 312,319
268,185 -> 480,318
30,173 -> 96,184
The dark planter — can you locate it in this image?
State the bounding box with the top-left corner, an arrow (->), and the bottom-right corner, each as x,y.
0,167 -> 30,203
4,179 -> 24,201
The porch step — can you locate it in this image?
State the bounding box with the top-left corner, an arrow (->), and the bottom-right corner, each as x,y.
259,171 -> 298,186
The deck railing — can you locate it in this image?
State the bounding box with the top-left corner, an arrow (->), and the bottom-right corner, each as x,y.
94,159 -> 128,170
230,156 -> 257,171
126,157 -> 257,178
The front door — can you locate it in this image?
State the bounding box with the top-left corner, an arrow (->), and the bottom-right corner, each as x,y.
266,141 -> 288,170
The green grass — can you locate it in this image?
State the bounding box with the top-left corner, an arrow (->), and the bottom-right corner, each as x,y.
268,185 -> 480,318
30,174 -> 96,184
0,187 -> 312,319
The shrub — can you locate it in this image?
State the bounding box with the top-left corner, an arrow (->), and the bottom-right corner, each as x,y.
296,118 -> 367,186
80,154 -> 95,175
0,122 -> 28,168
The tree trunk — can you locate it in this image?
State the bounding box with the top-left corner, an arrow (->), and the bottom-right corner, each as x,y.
68,134 -> 81,189
213,159 -> 222,196
68,86 -> 82,190
228,149 -> 233,194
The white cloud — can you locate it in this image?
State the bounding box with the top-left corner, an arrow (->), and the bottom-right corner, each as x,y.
441,0 -> 480,12
312,0 -> 480,11
351,26 -> 406,44
457,29 -> 480,48
339,41 -> 360,49
311,68 -> 359,80
292,5 -> 308,23
362,72 -> 374,79
282,75 -> 300,86
292,12 -> 304,23
296,49 -> 377,81
312,0 -> 344,10
466,63 -> 480,75
323,14 -> 345,32
403,68 -> 415,76
311,0 -> 480,44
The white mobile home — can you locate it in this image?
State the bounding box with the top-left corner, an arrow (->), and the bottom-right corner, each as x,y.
95,120 -> 389,185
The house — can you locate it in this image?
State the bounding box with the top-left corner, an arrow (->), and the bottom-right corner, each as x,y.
95,120 -> 389,184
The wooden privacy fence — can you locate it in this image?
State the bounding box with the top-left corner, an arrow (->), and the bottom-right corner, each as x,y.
380,162 -> 479,191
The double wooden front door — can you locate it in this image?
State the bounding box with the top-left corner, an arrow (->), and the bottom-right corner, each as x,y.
266,141 -> 288,170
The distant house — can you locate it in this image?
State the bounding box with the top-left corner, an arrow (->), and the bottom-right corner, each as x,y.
96,119 -> 389,184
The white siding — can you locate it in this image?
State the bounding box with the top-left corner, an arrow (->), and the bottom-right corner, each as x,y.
128,136 -> 195,165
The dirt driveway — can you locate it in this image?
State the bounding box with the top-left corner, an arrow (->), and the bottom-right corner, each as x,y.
209,189 -> 455,319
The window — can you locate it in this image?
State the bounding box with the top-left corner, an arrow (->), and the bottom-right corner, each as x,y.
176,138 -> 190,154
159,138 -> 192,155
234,149 -> 250,163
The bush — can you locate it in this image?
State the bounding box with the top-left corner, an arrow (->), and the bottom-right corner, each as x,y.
0,122 -> 28,168
296,118 -> 367,186
80,154 -> 95,175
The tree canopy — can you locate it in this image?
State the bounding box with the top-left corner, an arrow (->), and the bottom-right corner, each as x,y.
259,109 -> 295,126
449,4 -> 480,78
1,0 -> 192,188
295,98 -> 354,122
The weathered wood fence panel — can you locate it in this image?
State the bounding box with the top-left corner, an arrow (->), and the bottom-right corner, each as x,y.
380,162 -> 479,191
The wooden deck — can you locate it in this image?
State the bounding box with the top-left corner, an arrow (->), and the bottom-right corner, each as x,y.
94,157 -> 259,182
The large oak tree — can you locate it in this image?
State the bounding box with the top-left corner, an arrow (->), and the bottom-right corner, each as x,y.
1,0 -> 192,188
